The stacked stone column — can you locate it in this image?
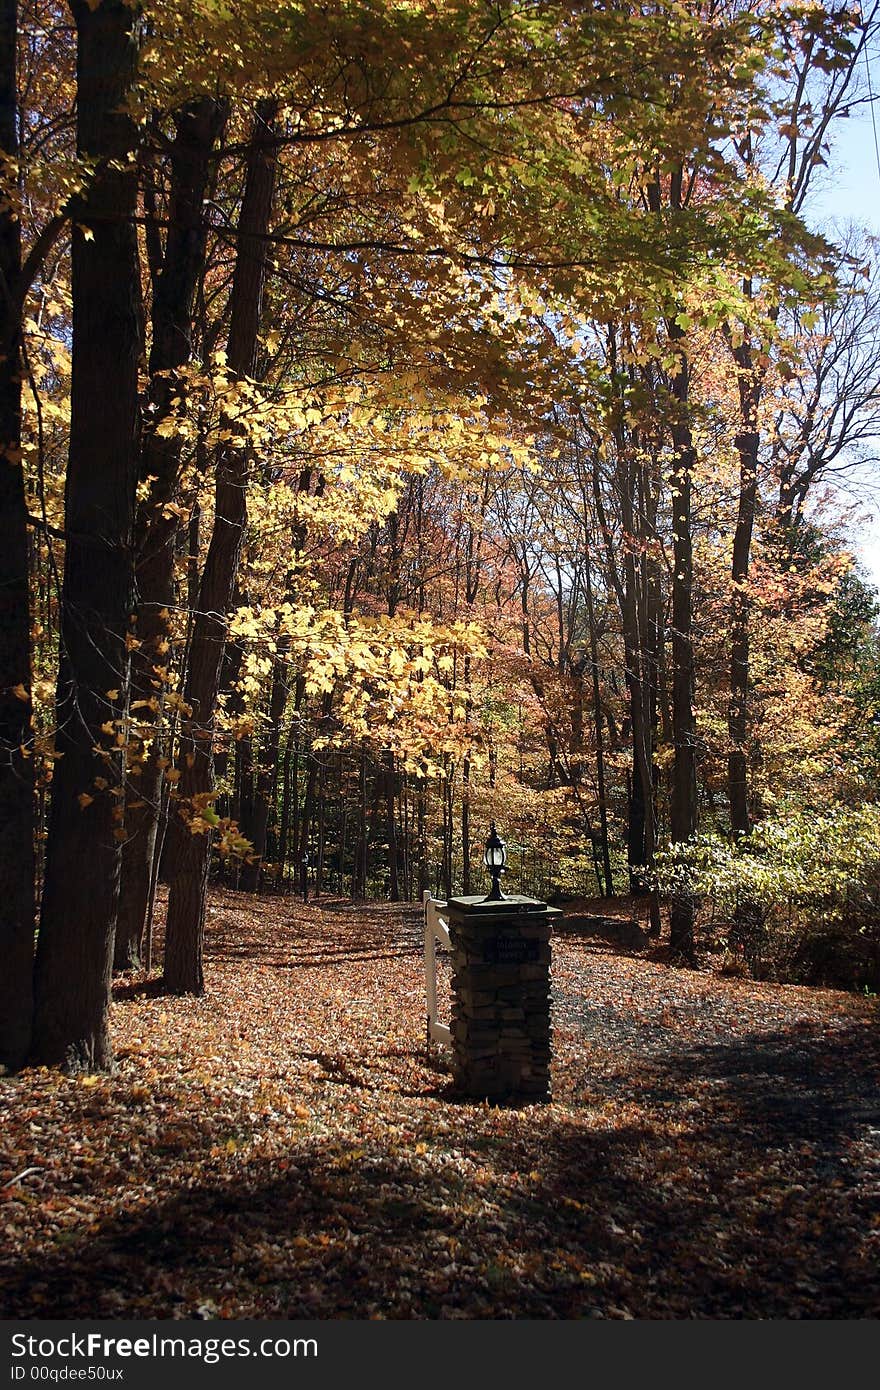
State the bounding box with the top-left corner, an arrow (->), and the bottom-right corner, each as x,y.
445,895 -> 558,1103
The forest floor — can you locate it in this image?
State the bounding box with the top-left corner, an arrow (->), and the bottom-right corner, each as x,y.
2,889 -> 879,1320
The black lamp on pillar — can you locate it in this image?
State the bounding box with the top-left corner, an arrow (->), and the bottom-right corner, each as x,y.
483,821 -> 508,902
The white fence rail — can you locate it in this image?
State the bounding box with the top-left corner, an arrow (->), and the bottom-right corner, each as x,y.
423,890 -> 451,1047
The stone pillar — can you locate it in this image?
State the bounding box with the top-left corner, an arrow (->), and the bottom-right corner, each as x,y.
445,894 -> 559,1103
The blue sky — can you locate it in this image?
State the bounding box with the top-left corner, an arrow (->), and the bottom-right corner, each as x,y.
805,84 -> 880,588
810,105 -> 880,237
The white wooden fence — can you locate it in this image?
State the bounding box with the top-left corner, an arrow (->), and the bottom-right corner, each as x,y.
423,890 -> 451,1047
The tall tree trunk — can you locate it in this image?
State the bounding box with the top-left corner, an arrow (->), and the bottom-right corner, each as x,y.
235,733 -> 255,856
32,0 -> 142,1070
584,549 -> 613,897
400,774 -> 411,900
384,749 -> 400,900
352,749 -> 367,900
460,756 -> 471,895
277,676 -> 303,890
620,484 -> 653,891
591,444 -> 652,896
0,0 -> 35,1069
642,462 -> 663,935
163,99 -> 278,993
242,653 -> 287,891
668,353 -> 698,961
441,766 -> 453,899
459,504 -> 483,894
115,97 -> 225,970
727,336 -> 761,836
314,759 -> 326,896
416,781 -> 428,899
646,171 -> 697,960
212,618 -> 245,834
276,720 -> 295,890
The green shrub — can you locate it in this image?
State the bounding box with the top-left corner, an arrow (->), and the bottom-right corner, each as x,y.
652,806 -> 880,988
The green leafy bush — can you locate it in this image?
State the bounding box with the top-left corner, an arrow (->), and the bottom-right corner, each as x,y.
653,806 -> 880,988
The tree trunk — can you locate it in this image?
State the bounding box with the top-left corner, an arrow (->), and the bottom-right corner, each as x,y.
163,99 -> 278,993
643,475 -> 663,935
668,357 -> 698,961
584,550 -> 613,897
460,754 -> 471,895
645,168 -> 698,959
441,767 -> 453,899
32,0 -> 142,1070
459,508 -> 483,895
314,759 -> 326,896
416,781 -> 428,899
594,453 -> 652,895
384,750 -> 400,900
115,98 -> 226,971
728,338 -> 761,836
352,750 -> 368,900
0,0 -> 35,1069
242,654 -> 287,891
235,733 -> 255,855
276,721 -> 295,890
400,774 -> 411,900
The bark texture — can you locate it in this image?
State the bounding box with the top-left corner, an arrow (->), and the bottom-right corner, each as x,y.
727,336 -> 761,836
115,97 -> 226,970
668,357 -> 698,961
32,0 -> 142,1070
0,0 -> 35,1069
163,100 -> 278,993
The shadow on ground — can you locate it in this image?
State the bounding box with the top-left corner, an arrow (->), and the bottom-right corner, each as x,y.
4,897 -> 877,1319
3,1014 -> 878,1319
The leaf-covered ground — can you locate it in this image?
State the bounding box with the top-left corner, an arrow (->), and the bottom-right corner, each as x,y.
2,890 -> 879,1319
